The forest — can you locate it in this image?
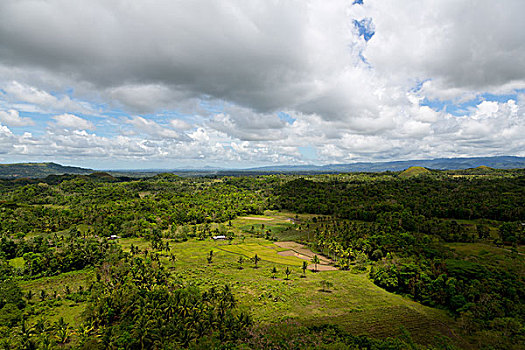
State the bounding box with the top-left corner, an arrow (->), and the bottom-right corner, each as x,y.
0,167 -> 523,349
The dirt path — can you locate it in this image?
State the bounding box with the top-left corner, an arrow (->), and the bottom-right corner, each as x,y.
275,241 -> 337,271
239,216 -> 274,221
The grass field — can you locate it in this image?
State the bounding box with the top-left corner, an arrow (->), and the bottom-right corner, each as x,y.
19,269 -> 93,327
447,242 -> 524,274
17,212 -> 465,346
9,256 -> 24,268
217,242 -> 304,266
19,269 -> 93,295
118,235 -> 463,346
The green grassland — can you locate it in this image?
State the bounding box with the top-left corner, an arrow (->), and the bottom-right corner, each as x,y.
14,211 -> 523,348
18,234 -> 463,346
19,269 -> 93,327
447,242 -> 524,272
19,269 -> 93,295
122,235 -> 460,345
8,213 -> 483,348
9,256 -> 25,268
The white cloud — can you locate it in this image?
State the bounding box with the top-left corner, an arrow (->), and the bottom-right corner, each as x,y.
52,114 -> 94,130
0,109 -> 34,126
361,0 -> 525,98
0,1 -> 523,167
170,119 -> 192,130
128,116 -> 188,140
2,81 -> 97,115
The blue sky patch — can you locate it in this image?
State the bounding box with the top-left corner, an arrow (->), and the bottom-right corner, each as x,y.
353,18 -> 375,41
298,146 -> 317,161
421,91 -> 519,116
278,112 -> 296,125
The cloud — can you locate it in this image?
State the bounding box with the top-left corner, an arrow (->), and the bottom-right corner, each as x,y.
2,81 -> 97,115
108,84 -> 199,114
0,0 -> 368,119
361,0 -> 525,97
52,114 -> 94,130
128,116 -> 188,140
170,119 -> 192,131
0,1 -> 523,167
207,105 -> 286,141
0,109 -> 34,126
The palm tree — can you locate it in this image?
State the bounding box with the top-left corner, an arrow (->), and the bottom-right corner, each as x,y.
311,255 -> 320,272
237,256 -> 244,269
18,319 -> 37,350
252,254 -> 261,268
301,261 -> 308,277
76,321 -> 95,345
53,317 -> 72,344
285,267 -> 291,280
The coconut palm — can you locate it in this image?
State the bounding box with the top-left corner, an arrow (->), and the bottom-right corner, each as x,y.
252,254 -> 261,268
301,261 -> 308,277
237,256 -> 244,269
311,255 -> 320,272
53,317 -> 72,344
169,253 -> 176,268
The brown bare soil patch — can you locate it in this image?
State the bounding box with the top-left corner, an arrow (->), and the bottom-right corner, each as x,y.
275,241 -> 337,271
275,241 -> 332,264
239,216 -> 273,221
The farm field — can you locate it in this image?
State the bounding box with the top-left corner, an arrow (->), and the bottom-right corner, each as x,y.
17,232 -> 462,346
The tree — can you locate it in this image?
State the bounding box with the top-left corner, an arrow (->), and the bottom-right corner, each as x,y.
207,250 -> 213,264
252,254 -> 261,268
301,261 -> 308,277
285,267 -> 291,280
271,267 -> 277,279
54,317 -> 72,344
311,255 -> 320,272
169,253 -> 176,268
237,256 -> 244,269
0,278 -> 25,327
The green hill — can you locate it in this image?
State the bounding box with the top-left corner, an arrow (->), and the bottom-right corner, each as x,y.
470,165 -> 496,173
0,162 -> 93,178
399,166 -> 431,177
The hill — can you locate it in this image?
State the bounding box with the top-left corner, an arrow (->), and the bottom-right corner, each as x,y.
3,156 -> 525,178
0,162 -> 93,178
398,166 -> 431,177
243,156 -> 525,174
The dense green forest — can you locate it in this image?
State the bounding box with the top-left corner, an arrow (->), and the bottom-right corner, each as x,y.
0,168 -> 523,349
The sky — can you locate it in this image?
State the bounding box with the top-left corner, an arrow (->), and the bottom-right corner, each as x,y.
0,0 -> 524,169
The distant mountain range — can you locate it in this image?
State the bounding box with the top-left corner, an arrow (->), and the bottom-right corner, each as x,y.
0,156 -> 524,178
243,156 -> 525,173
0,162 -> 93,178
